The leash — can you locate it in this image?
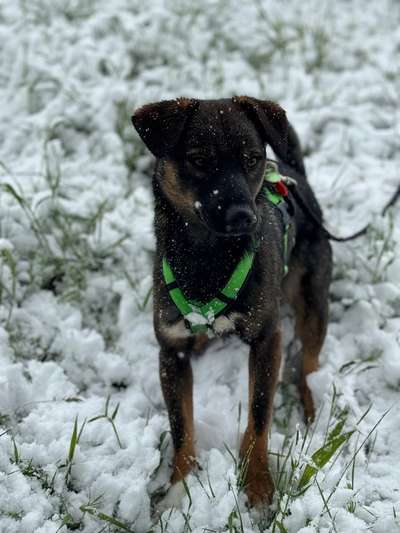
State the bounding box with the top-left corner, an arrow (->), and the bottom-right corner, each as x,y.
382,184 -> 400,216
162,165 -> 293,335
266,159 -> 399,242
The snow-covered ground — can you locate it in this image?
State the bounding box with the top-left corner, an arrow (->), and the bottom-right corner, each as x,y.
0,1 -> 399,532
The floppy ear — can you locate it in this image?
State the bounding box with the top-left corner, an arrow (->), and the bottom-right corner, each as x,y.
131,98 -> 198,158
232,96 -> 289,161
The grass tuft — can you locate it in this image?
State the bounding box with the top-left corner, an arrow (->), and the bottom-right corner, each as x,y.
88,395 -> 124,449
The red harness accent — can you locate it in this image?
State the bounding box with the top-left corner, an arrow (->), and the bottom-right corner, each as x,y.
275,180 -> 289,197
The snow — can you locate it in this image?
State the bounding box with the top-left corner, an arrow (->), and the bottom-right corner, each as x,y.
0,0 -> 399,532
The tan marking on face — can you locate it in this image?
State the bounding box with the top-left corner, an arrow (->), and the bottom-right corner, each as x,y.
163,160 -> 196,215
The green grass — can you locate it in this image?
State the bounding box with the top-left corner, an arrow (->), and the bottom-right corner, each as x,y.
0,145 -> 149,355
88,395 -> 123,450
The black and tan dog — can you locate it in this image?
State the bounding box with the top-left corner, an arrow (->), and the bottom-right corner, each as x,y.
131,97 -> 332,508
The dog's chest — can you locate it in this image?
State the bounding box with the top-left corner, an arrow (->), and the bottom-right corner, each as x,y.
161,312 -> 242,342
165,239 -> 249,303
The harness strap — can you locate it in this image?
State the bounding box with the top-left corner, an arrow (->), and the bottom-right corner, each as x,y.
162,249 -> 255,334
263,167 -> 294,275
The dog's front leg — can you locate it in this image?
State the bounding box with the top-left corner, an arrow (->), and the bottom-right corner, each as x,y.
240,327 -> 282,506
160,348 -> 195,485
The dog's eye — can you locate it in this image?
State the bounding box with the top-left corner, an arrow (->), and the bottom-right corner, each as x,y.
189,156 -> 206,169
245,155 -> 260,169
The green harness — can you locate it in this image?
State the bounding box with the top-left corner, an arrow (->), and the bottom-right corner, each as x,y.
162,165 -> 293,335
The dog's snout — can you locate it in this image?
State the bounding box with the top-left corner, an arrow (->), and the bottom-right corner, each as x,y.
225,205 -> 257,235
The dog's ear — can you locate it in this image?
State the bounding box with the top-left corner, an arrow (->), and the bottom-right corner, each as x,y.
232,96 -> 289,160
131,98 -> 198,158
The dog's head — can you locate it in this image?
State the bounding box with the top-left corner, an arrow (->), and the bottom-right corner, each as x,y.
132,97 -> 288,236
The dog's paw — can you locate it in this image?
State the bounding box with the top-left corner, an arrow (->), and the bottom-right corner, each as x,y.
244,468 -> 275,508
152,481 -> 186,518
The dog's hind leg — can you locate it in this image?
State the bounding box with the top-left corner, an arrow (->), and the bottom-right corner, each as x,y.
284,238 -> 332,422
159,348 -> 195,484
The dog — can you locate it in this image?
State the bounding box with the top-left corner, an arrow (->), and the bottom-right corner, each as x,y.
131,96 -> 332,508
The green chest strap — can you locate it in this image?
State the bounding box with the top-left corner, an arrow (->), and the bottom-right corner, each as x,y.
162,249 -> 255,334
162,165 -> 293,335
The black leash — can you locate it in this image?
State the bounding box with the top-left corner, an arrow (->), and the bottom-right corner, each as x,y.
269,160 -> 399,242
288,185 -> 370,242
382,184 -> 400,216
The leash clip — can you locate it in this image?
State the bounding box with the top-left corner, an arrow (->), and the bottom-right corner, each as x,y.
282,175 -> 297,188
265,159 -> 297,191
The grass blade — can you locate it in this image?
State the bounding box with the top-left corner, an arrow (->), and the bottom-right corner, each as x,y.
298,427 -> 354,489
68,416 -> 79,463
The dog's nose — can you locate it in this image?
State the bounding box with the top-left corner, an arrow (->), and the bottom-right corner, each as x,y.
225,205 -> 257,235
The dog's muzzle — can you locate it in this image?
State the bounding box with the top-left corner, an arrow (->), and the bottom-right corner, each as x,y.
224,204 -> 258,235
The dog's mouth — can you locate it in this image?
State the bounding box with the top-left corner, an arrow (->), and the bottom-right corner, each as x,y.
193,204 -> 258,238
